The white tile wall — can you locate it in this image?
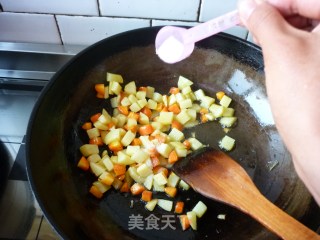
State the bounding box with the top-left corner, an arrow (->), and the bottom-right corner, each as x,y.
1,0 -> 99,16
99,0 -> 200,21
0,12 -> 61,44
0,0 -> 250,46
56,15 -> 150,45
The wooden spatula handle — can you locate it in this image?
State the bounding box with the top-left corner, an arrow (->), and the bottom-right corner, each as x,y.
240,191 -> 320,240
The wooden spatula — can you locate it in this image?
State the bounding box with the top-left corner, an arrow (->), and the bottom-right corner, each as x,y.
172,147 -> 320,240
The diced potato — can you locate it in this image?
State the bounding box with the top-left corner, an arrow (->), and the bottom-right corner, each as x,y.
139,136 -> 154,149
93,181 -> 111,193
176,110 -> 191,124
121,130 -> 136,146
219,117 -> 237,127
158,112 -> 174,125
191,103 -> 201,112
188,138 -> 203,151
126,145 -> 140,156
194,89 -> 206,101
128,94 -> 138,104
181,86 -> 192,95
219,135 -> 235,151
167,172 -> 180,187
127,167 -> 145,184
187,211 -> 197,230
110,81 -> 122,95
209,104 -> 224,118
146,86 -> 155,99
186,92 -> 196,101
153,172 -> 168,185
153,92 -> 163,103
110,155 -> 118,164
186,109 -> 197,121
222,107 -> 235,117
147,99 -> 157,110
179,99 -> 193,109
117,150 -> 135,165
145,199 -> 158,211
127,118 -> 137,128
168,94 -> 177,106
80,144 -> 99,157
168,128 -> 184,142
104,86 -> 109,99
102,155 -> 114,171
153,181 -> 165,192
110,96 -> 120,108
175,93 -> 185,103
192,201 -> 207,218
178,76 -> 193,89
121,97 -> 131,106
162,95 -> 168,107
90,162 -> 106,177
205,113 -> 215,121
138,112 -> 149,125
157,199 -> 173,212
93,121 -> 108,130
98,171 -> 115,185
175,148 -> 188,157
220,95 -> 232,108
115,114 -> 127,128
124,81 -> 136,95
106,72 -> 123,83
179,179 -> 190,190
129,102 -> 142,112
131,149 -> 149,163
144,174 -> 154,190
151,121 -> 163,131
200,96 -> 215,109
104,129 -> 121,145
137,164 -> 153,177
156,143 -> 173,158
87,153 -> 101,163
137,99 -> 148,108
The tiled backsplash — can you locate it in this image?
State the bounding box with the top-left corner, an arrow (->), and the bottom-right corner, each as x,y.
0,0 -> 248,46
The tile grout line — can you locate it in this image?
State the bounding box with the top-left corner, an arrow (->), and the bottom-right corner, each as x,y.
96,0 -> 102,16
197,0 -> 203,22
53,15 -> 64,45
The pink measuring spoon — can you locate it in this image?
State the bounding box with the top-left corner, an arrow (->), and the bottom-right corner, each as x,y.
155,10 -> 240,64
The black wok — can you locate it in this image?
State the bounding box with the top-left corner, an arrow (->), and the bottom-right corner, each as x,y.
26,26 -> 320,239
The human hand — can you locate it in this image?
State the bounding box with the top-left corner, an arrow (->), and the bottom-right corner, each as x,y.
237,0 -> 320,204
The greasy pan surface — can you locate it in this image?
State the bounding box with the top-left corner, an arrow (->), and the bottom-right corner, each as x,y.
26,27 -> 320,239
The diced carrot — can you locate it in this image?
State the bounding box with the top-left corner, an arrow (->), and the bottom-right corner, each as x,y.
119,91 -> 127,101
108,141 -> 123,152
151,156 -> 160,168
130,183 -> 145,195
131,138 -> 142,146
77,156 -> 90,171
168,103 -> 181,114
90,113 -> 101,123
138,86 -> 147,92
89,137 -> 103,146
139,124 -> 154,136
168,150 -> 179,164
107,122 -> 115,129
216,91 -> 225,100
179,215 -> 190,231
164,186 -> 177,197
161,107 -> 168,112
200,114 -> 208,123
148,147 -> 159,158
82,122 -> 92,130
171,120 -> 184,131
89,185 -> 103,199
154,134 -> 166,144
120,182 -> 130,193
140,107 -> 152,118
141,190 -> 152,202
156,103 -> 164,112
96,93 -> 104,99
153,166 -> 169,178
95,83 -> 105,95
183,140 -> 191,150
169,87 -> 180,94
113,164 -> 126,176
174,201 -> 184,214
128,112 -> 139,120
118,106 -> 129,116
199,108 -> 208,115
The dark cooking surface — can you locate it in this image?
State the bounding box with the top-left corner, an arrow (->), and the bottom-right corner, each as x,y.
26,27 -> 320,240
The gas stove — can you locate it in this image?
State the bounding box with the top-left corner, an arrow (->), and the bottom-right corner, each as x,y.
0,42 -> 85,239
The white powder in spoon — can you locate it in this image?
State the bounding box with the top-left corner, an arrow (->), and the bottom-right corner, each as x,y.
156,36 -> 184,64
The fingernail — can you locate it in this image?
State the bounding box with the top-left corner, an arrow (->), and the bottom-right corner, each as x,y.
238,0 -> 257,24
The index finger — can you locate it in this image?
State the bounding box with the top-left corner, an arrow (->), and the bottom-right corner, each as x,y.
268,0 -> 320,19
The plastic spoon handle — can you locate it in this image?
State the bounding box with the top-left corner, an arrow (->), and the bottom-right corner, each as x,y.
184,10 -> 240,44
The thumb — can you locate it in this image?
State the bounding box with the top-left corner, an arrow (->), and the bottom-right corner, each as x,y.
238,0 -> 293,51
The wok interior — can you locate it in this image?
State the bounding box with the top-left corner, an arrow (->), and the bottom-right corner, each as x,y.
27,27 -> 320,240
